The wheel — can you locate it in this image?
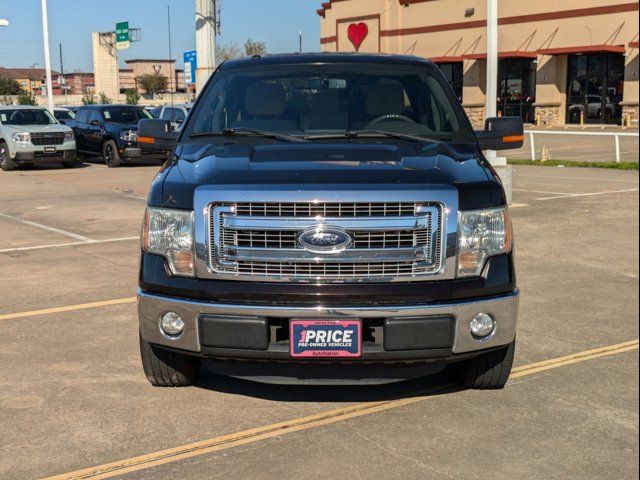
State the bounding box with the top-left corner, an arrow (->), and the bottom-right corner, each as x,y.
103,140 -> 123,168
139,333 -> 201,387
459,340 -> 516,390
61,160 -> 76,168
0,142 -> 16,171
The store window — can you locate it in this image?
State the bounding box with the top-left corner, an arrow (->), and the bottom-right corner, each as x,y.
497,58 -> 536,123
567,53 -> 625,125
437,62 -> 463,103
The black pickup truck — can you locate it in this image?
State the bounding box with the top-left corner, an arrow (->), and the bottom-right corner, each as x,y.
137,53 -> 522,389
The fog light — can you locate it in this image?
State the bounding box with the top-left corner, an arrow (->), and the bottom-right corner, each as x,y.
469,313 -> 495,339
160,312 -> 184,337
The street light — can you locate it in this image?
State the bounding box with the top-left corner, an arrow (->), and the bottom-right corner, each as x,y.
0,19 -> 9,27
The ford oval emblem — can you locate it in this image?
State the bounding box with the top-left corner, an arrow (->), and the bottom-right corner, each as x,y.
298,227 -> 352,253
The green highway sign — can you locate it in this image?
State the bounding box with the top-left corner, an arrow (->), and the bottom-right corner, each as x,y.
116,21 -> 130,50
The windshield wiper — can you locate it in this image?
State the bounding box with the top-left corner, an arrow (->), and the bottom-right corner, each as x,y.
306,130 -> 448,144
190,127 -> 306,143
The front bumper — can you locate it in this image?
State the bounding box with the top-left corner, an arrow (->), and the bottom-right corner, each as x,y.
138,289 -> 519,361
14,148 -> 76,164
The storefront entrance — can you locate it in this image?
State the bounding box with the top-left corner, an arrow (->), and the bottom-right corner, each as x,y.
566,53 -> 625,125
497,58 -> 536,123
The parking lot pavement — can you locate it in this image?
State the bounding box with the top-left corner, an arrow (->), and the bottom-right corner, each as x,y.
0,163 -> 638,479
505,131 -> 639,163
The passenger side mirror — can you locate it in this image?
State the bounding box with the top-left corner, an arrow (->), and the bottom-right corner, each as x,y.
138,119 -> 178,152
475,117 -> 524,151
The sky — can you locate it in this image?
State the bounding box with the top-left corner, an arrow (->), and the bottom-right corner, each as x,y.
0,0 -> 321,72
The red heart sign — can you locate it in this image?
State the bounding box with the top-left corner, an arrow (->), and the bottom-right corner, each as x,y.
347,22 -> 368,51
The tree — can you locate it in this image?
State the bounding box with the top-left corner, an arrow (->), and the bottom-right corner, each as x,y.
244,38 -> 267,57
17,91 -> 37,105
216,38 -> 267,64
0,78 -> 22,95
82,93 -> 96,105
0,95 -> 14,106
125,88 -> 140,105
137,74 -> 167,95
98,92 -> 112,104
216,43 -> 243,64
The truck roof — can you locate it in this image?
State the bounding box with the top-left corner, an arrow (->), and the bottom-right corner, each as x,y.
220,52 -> 436,70
0,105 -> 48,111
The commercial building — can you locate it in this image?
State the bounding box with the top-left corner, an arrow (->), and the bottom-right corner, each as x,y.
318,0 -> 639,126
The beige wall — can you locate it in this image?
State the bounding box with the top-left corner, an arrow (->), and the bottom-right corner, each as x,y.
319,0 -> 640,125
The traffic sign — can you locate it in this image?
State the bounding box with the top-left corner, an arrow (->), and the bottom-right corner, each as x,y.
116,21 -> 130,50
183,50 -> 197,85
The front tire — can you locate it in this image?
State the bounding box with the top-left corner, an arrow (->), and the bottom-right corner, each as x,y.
459,340 -> 516,390
139,333 -> 201,387
103,140 -> 123,168
0,142 -> 16,171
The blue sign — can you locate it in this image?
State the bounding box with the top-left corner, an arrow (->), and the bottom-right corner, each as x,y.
183,50 -> 197,85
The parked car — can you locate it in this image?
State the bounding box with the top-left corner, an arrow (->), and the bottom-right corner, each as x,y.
0,105 -> 77,171
69,104 -> 159,167
137,53 -> 523,389
53,107 -> 76,124
157,103 -> 193,130
568,95 -> 619,123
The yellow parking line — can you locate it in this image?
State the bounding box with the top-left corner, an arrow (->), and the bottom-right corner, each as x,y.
0,297 -> 136,321
42,339 -> 639,480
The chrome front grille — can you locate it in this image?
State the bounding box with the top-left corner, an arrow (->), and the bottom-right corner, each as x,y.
208,201 -> 445,282
235,202 -> 416,217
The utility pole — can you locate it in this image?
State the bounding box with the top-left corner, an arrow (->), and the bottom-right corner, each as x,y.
40,0 -> 54,112
59,43 -> 67,104
299,31 -> 303,53
485,0 -> 498,163
194,0 -> 217,96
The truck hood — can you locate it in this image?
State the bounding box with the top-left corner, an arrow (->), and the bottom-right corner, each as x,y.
2,123 -> 72,134
155,142 -> 505,210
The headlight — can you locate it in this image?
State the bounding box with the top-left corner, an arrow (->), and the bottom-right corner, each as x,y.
142,207 -> 194,277
12,132 -> 30,143
120,130 -> 138,142
457,207 -> 512,277
64,131 -> 74,142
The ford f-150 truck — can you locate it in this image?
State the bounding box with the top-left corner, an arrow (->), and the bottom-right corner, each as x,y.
136,54 -> 522,389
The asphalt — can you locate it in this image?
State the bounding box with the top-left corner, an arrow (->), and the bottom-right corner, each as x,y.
506,128 -> 639,163
0,159 -> 638,479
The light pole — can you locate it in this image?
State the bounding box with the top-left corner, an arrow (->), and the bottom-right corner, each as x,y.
194,0 -> 217,96
40,0 -> 54,112
485,0 -> 498,163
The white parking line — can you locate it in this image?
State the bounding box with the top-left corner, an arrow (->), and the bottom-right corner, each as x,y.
513,188 -> 573,196
0,236 -> 139,254
0,212 -> 93,242
537,188 -> 639,201
125,194 -> 148,201
515,173 -> 639,184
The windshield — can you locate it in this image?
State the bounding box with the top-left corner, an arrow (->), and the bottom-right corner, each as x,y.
54,110 -> 75,120
0,108 -> 57,126
184,63 -> 474,143
102,108 -> 152,124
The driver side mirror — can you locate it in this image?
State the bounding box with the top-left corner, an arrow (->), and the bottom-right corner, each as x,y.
138,119 -> 178,151
475,117 -> 524,151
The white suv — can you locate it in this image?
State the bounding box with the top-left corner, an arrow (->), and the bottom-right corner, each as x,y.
0,106 -> 77,171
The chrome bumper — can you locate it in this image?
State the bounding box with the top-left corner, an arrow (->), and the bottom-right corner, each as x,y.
138,289 -> 519,357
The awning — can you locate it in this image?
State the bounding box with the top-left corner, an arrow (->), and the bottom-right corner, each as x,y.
430,56 -> 465,63
461,51 -> 538,60
538,45 -> 625,55
629,41 -> 639,49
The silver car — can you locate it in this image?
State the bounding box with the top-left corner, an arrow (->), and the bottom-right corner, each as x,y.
0,106 -> 77,171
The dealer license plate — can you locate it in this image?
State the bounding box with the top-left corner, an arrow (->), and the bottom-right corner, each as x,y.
290,319 -> 362,358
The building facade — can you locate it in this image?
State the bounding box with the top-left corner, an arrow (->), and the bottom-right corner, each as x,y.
318,0 -> 639,126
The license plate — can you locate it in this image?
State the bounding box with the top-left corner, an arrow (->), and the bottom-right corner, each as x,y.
44,146 -> 57,153
290,319 -> 361,358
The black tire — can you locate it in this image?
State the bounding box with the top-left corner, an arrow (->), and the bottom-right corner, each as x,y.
0,142 -> 16,171
61,160 -> 76,168
103,140 -> 123,168
460,340 -> 516,390
139,333 -> 201,387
